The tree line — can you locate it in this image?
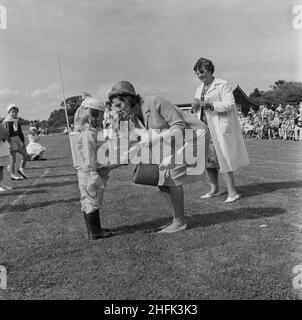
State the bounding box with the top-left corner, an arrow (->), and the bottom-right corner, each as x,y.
1,80 -> 301,130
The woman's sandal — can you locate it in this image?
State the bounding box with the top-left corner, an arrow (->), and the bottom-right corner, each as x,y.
200,192 -> 220,199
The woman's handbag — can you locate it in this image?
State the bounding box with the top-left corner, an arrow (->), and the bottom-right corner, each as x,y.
133,163 -> 159,186
132,116 -> 159,186
0,125 -> 9,141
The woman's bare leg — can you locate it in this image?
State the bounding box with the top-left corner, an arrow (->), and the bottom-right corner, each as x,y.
207,168 -> 219,195
222,171 -> 237,198
158,185 -> 186,232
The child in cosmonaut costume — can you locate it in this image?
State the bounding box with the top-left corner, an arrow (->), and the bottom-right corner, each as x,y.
72,97 -> 120,240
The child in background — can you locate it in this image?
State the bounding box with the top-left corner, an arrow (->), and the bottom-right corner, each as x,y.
3,104 -> 30,180
254,118 -> 262,139
294,113 -> 302,141
0,120 -> 12,191
260,118 -> 272,139
243,115 -> 255,138
280,116 -> 290,140
287,116 -> 296,140
270,112 -> 281,139
103,101 -> 120,139
26,127 -> 47,160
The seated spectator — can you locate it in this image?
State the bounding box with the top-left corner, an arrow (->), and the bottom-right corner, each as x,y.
294,115 -> 302,141
239,115 -> 247,133
297,101 -> 302,118
270,112 -> 281,139
260,118 -> 272,139
254,119 -> 262,139
266,104 -> 274,119
248,107 -> 256,118
280,116 -> 290,140
286,115 -> 295,140
243,115 -> 255,138
26,127 -> 47,160
260,104 -> 268,120
276,104 -> 284,113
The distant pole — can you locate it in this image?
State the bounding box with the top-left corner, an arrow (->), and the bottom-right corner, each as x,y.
57,52 -> 70,130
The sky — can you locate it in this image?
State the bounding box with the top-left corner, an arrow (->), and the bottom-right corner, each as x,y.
0,0 -> 301,120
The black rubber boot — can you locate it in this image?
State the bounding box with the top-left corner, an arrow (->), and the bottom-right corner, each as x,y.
83,212 -> 91,239
83,210 -> 113,240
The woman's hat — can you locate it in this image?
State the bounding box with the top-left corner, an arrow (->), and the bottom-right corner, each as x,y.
108,81 -> 136,101
7,104 -> 19,113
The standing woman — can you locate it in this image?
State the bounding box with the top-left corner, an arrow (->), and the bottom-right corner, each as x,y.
191,58 -> 249,202
3,104 -> 30,180
108,81 -> 208,233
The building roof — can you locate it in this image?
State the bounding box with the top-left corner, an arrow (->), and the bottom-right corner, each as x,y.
233,85 -> 259,108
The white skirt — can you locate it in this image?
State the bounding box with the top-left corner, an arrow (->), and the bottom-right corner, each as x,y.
26,142 -> 46,157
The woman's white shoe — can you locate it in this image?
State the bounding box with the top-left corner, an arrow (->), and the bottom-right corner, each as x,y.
157,223 -> 187,233
224,194 -> 240,203
11,174 -> 23,181
200,192 -> 219,199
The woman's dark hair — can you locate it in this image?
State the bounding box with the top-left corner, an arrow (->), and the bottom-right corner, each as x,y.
193,57 -> 215,74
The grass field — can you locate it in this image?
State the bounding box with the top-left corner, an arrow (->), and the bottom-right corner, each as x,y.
0,133 -> 302,300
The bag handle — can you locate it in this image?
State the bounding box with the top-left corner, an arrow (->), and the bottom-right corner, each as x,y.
135,116 -> 146,130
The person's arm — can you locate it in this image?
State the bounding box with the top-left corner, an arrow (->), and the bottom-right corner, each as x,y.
3,121 -> 14,139
156,96 -> 185,132
0,124 -> 9,142
18,123 -> 25,143
210,81 -> 236,113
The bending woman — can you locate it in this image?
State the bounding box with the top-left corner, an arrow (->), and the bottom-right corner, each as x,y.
108,81 -> 208,233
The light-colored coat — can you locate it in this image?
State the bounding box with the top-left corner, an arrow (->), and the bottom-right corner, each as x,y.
194,78 -> 249,173
137,96 -> 208,186
140,96 -> 207,132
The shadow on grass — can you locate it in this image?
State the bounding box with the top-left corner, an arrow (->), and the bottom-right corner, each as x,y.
110,207 -> 286,234
0,189 -> 49,197
238,180 -> 302,198
6,175 -> 77,190
27,164 -> 72,170
0,197 -> 79,213
41,157 -> 73,161
45,173 -> 77,179
32,181 -> 77,188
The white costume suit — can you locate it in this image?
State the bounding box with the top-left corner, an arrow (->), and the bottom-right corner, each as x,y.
72,101 -> 108,215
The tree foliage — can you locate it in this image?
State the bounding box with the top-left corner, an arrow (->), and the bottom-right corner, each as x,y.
249,80 -> 302,107
47,95 -> 84,128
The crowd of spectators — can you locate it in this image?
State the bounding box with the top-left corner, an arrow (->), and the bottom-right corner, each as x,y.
239,102 -> 302,141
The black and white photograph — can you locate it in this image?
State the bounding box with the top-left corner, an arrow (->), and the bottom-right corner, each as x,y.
0,0 -> 302,303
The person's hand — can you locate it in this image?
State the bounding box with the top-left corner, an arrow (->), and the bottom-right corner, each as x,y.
190,98 -> 202,113
202,102 -> 214,111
